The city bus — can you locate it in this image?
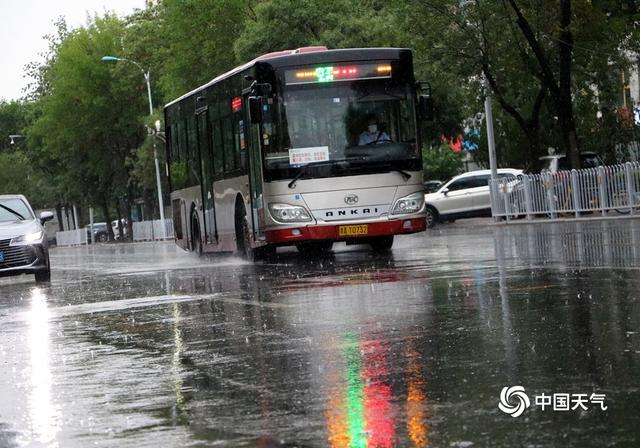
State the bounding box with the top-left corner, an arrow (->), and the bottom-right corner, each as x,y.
164,47 -> 431,259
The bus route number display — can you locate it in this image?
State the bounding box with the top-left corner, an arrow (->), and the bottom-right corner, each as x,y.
285,63 -> 392,85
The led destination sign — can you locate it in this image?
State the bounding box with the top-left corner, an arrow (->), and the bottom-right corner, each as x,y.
285,63 -> 392,85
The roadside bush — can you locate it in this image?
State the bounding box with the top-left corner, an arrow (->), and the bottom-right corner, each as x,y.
422,145 -> 464,182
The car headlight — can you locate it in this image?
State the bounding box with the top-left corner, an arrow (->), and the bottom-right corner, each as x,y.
268,203 -> 312,223
10,230 -> 44,246
391,192 -> 424,215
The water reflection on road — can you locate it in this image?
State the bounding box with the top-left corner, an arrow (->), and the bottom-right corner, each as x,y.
0,220 -> 638,447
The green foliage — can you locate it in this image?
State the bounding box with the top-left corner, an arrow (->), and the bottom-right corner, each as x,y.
406,0 -> 640,167
234,0 -> 406,61
422,145 -> 464,182
0,101 -> 30,152
28,15 -> 144,212
0,152 -> 35,197
154,0 -> 252,99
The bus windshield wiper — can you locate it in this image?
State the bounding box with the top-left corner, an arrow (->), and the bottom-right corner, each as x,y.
287,159 -> 351,189
0,203 -> 25,220
394,168 -> 412,181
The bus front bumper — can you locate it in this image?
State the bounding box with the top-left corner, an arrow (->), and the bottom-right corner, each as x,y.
265,217 -> 426,245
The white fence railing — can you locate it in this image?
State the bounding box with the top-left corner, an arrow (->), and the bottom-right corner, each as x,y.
55,219 -> 174,246
490,162 -> 640,220
132,219 -> 174,241
55,229 -> 88,247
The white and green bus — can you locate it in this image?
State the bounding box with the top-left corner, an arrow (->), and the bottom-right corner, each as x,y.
164,47 -> 431,258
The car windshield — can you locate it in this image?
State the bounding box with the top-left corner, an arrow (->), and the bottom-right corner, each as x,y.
262,81 -> 419,181
0,198 -> 34,222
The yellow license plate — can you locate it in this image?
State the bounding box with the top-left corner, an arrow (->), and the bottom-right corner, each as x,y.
338,225 -> 368,236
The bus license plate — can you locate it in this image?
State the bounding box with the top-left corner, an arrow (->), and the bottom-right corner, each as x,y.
338,225 -> 368,236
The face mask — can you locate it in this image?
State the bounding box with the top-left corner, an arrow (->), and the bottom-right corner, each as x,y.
368,124 -> 378,133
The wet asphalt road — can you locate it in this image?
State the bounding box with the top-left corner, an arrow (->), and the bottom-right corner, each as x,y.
1,218 -> 639,447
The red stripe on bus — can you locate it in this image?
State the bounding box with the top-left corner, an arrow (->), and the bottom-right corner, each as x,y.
264,218 -> 426,244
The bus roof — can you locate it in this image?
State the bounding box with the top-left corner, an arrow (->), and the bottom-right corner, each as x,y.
164,47 -> 412,109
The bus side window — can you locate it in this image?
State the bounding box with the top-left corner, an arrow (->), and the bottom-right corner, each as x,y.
212,120 -> 224,178
187,117 -> 200,183
222,116 -> 235,173
233,118 -> 243,171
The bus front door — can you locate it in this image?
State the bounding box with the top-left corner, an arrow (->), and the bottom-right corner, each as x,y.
196,110 -> 218,245
244,95 -> 265,241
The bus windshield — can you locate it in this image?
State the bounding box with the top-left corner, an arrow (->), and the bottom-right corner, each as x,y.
262,81 -> 419,182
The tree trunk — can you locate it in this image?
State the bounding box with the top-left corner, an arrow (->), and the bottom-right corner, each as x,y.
558,0 -> 580,169
115,200 -> 124,241
55,204 -> 64,232
507,0 -> 581,168
101,199 -> 114,241
126,184 -> 135,242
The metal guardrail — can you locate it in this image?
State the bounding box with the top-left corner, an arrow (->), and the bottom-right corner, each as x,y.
55,229 -> 88,247
132,219 -> 174,241
490,162 -> 640,220
55,219 -> 174,246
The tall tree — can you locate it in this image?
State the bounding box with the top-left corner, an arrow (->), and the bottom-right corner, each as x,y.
154,0 -> 256,99
28,15 -> 146,235
234,0 -> 406,61
408,0 -> 639,168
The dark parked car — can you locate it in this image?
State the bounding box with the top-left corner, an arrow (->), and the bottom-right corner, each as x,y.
85,222 -> 110,243
0,195 -> 53,283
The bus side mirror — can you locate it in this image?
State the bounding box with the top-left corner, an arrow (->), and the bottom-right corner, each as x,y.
248,96 -> 262,124
419,95 -> 434,122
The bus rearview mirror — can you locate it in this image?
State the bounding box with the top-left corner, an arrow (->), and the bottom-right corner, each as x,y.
419,95 -> 434,122
249,96 -> 262,124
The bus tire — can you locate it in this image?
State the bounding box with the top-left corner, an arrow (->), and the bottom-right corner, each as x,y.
370,235 -> 394,253
425,206 -> 438,228
237,217 -> 257,261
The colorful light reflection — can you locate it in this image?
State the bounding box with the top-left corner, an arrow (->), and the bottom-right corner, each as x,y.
325,335 -> 430,447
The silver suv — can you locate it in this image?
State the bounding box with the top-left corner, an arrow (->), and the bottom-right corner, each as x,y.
0,195 -> 53,283
424,169 -> 522,227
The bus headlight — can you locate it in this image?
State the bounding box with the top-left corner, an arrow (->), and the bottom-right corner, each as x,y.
391,192 -> 424,215
268,203 -> 312,223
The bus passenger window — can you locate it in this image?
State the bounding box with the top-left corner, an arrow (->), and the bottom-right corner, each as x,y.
233,119 -> 243,170
223,117 -> 235,173
212,121 -> 224,177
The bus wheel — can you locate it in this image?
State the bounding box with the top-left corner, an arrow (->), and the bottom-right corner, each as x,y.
191,216 -> 203,256
370,235 -> 394,253
237,217 -> 256,261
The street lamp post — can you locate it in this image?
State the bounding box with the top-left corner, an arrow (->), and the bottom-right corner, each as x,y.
9,134 -> 24,145
101,56 -> 166,237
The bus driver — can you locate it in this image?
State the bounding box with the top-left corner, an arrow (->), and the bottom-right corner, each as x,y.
358,115 -> 392,145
